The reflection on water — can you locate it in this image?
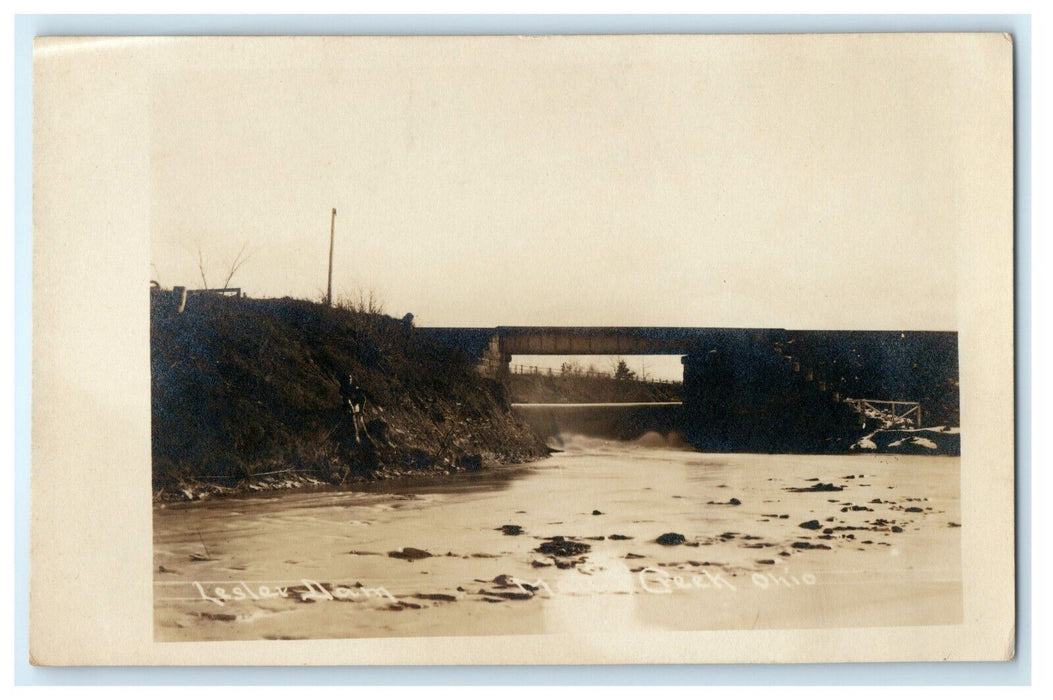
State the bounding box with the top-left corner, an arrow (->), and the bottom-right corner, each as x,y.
154,434 -> 962,642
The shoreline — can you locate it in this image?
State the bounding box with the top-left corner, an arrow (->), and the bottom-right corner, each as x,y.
154,434 -> 961,505
154,448 -> 551,504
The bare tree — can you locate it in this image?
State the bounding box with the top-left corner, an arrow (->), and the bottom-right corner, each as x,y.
196,245 -> 210,289
221,241 -> 253,289
193,241 -> 255,290
561,360 -> 583,377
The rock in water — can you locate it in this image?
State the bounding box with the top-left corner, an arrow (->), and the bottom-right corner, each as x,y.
498,525 -> 523,536
413,593 -> 457,602
786,483 -> 844,493
791,541 -> 832,550
388,547 -> 433,561
799,520 -> 822,530
656,532 -> 686,546
480,590 -> 533,601
536,536 -> 591,557
457,454 -> 483,472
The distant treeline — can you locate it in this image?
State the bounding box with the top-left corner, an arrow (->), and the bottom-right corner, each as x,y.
507,372 -> 682,404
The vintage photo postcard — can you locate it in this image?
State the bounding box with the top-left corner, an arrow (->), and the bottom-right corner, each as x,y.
30,33 -> 1014,665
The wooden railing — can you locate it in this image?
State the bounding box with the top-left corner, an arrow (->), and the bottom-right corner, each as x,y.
185,287 -> 242,298
844,398 -> 923,428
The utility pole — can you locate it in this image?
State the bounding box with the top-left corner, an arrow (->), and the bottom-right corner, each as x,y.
326,208 -> 336,306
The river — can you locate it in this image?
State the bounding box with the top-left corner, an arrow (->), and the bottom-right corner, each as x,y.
154,419 -> 961,642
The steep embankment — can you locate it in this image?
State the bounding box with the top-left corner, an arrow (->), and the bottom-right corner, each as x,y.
681,329 -> 959,454
151,295 -> 547,499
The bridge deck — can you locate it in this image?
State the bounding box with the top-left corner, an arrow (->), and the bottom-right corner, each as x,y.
419,326 -> 786,356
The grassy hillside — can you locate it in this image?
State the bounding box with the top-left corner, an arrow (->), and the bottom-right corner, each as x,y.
151,295 -> 547,497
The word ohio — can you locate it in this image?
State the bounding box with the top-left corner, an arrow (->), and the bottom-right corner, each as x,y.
507,566 -> 817,597
637,567 -> 817,593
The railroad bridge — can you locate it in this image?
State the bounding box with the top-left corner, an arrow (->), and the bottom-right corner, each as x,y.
417,326 -> 779,377
418,326 -> 958,453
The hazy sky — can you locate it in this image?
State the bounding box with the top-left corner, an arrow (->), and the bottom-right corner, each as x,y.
148,35 -> 993,344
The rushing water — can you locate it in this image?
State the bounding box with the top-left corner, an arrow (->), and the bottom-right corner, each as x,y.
154,423 -> 961,642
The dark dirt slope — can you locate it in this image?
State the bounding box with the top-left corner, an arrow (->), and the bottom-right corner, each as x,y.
151,295 -> 547,495
681,329 -> 958,454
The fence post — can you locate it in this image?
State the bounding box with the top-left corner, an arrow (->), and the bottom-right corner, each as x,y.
173,286 -> 187,314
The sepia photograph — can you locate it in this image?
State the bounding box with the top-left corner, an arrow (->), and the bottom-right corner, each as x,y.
29,31 -> 1016,664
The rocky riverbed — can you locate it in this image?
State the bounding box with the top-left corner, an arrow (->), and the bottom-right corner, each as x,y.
154,435 -> 962,641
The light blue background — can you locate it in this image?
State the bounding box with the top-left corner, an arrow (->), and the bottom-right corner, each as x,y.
13,13 -> 1031,686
